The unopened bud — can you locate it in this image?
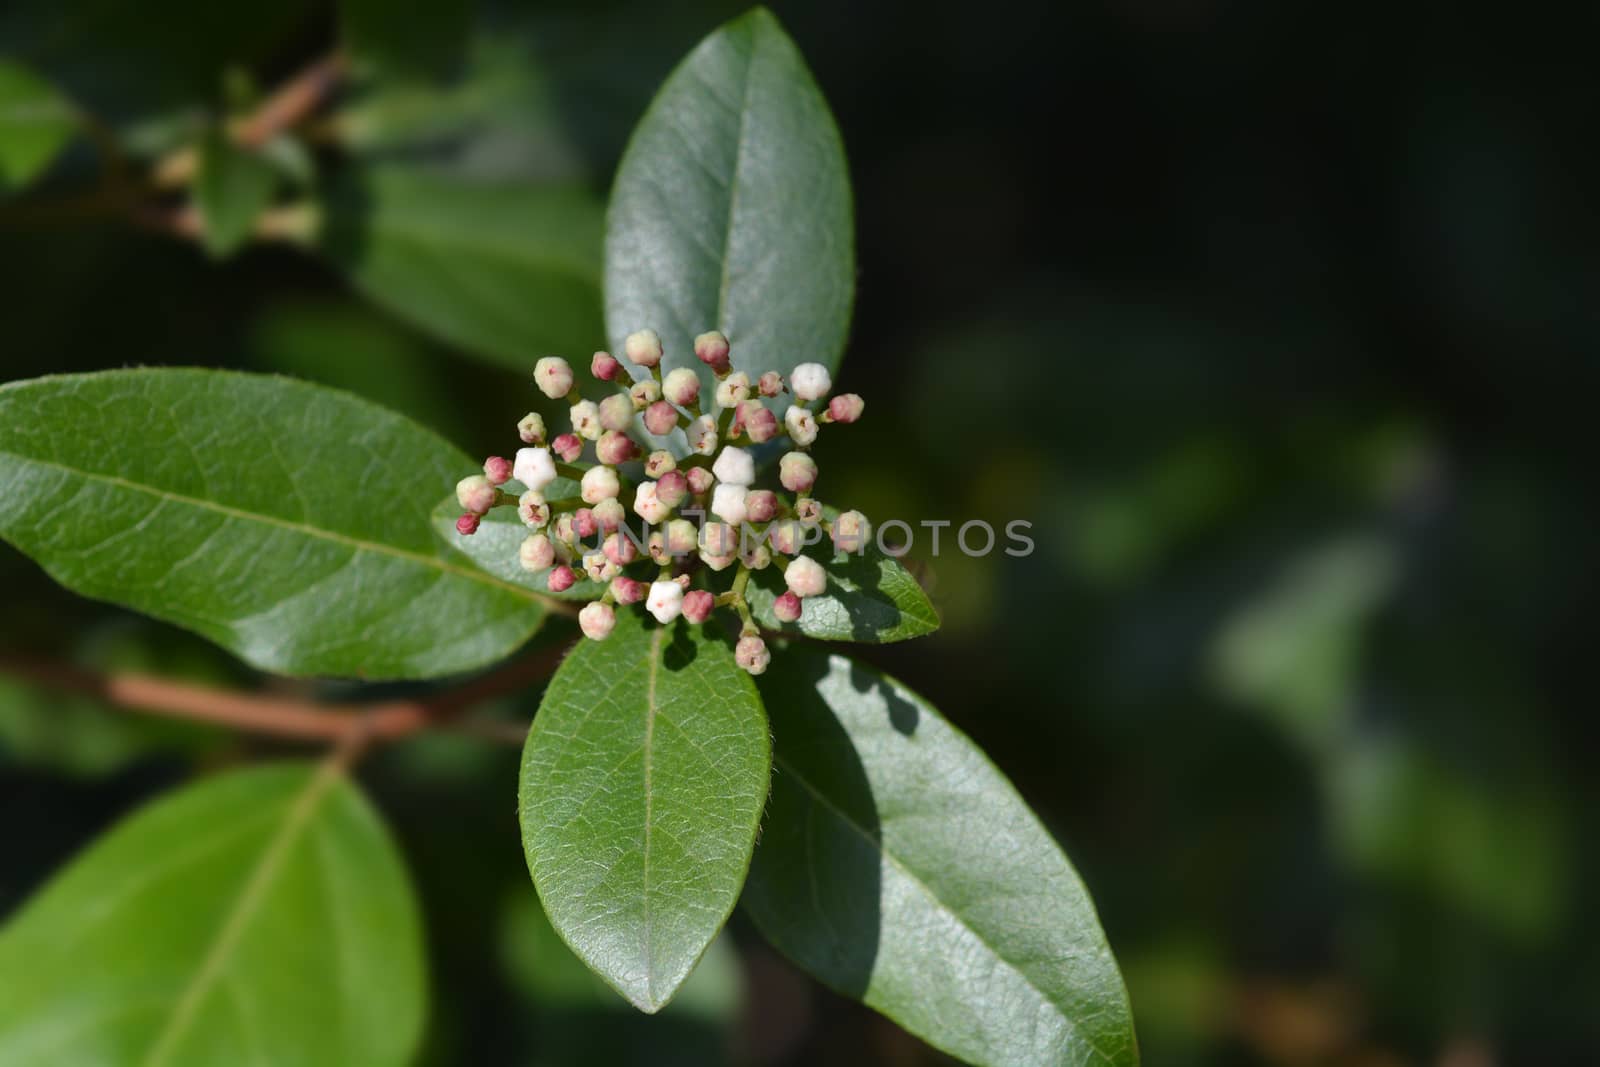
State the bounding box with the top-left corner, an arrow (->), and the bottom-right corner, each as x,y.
599,393 -> 634,433
603,531 -> 638,566
715,372 -> 750,410
548,564 -> 577,592
535,356 -> 575,399
552,434 -> 583,463
712,445 -> 755,487
745,489 -> 778,523
580,465 -> 620,504
711,482 -> 748,525
629,378 -> 661,410
570,400 -> 601,441
789,362 -> 832,402
624,328 -> 663,368
664,518 -> 698,557
644,450 -> 676,478
784,405 -> 818,446
518,412 -> 546,444
742,401 -> 780,443
583,551 -> 619,583
779,452 -> 818,493
735,634 -> 771,675
686,467 -> 715,496
644,400 -> 679,436
593,498 -> 625,533
551,513 -> 576,546
694,330 -> 731,375
663,367 -> 700,407
579,601 -> 616,641
769,519 -> 804,556
596,430 -> 637,467
681,589 -> 715,624
646,580 -> 683,623
573,507 -> 599,540
758,370 -> 784,397
773,590 -> 803,623
633,480 -> 671,524
655,470 -> 690,508
484,455 -> 513,485
832,510 -> 871,554
518,490 -> 550,529
825,393 -> 864,424
519,533 -> 555,571
741,541 -> 772,570
785,555 -> 827,598
687,414 -> 719,455
611,575 -> 647,604
456,474 -> 497,515
591,350 -> 622,381
455,513 -> 480,536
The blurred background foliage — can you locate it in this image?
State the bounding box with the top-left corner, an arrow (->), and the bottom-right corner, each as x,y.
2,1 -> 1597,1064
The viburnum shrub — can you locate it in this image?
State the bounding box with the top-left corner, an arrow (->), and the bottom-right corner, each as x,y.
0,8 -> 1136,1067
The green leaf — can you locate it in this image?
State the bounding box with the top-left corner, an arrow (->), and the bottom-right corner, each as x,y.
0,369 -> 547,679
604,7 -> 854,393
0,61 -> 77,195
747,545 -> 939,643
519,610 -> 770,1012
0,762 -> 426,1066
195,128 -> 277,257
745,649 -> 1138,1066
430,484 -> 607,601
341,0 -> 469,83
318,166 -> 605,372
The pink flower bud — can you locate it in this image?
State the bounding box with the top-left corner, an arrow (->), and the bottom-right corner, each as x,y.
785,555 -> 827,598
687,414 -> 719,456
518,412 -> 546,444
598,393 -> 635,433
580,465 -> 620,504
758,370 -> 784,397
646,580 -> 683,623
773,590 -> 803,623
611,575 -> 647,604
456,474 -> 497,514
779,452 -> 818,494
686,467 -> 715,496
769,520 -> 803,556
633,480 -> 671,524
552,433 -> 583,463
570,400 -> 601,441
735,634 -> 771,675
745,489 -> 778,523
694,330 -> 731,375
579,601 -> 616,641
593,497 -> 626,534
519,533 -> 555,571
548,564 -> 577,592
715,372 -> 750,410
483,455 -> 513,485
535,356 -> 574,399
663,367 -> 700,407
591,350 -> 621,381
629,378 -> 661,410
700,521 -> 738,557
518,490 -> 549,529
455,513 -> 481,536
796,497 -> 823,525
603,531 -> 638,566
742,401 -> 780,443
644,400 -> 679,436
572,508 -> 599,540
711,482 -> 748,524
712,446 -> 755,487
789,362 -> 831,403
644,450 -> 676,478
831,510 -> 871,554
681,588 -> 715,624
624,328 -> 663,368
596,430 -> 637,467
825,393 -> 865,424
784,405 -> 818,447
655,470 -> 690,508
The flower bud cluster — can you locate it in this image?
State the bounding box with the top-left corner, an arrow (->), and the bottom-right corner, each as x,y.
452,330 -> 868,674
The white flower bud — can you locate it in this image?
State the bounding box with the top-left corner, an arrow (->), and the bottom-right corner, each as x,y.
712,446 -> 755,487
519,533 -> 555,571
517,412 -> 546,444
580,465 -> 620,504
664,518 -> 698,557
688,415 -> 719,456
629,378 -> 661,409
517,490 -> 549,529
646,580 -> 683,623
699,521 -> 738,557
579,601 -> 616,641
784,404 -> 818,446
832,509 -> 871,553
714,372 -> 750,410
779,451 -> 818,493
633,480 -> 672,524
455,475 -> 496,514
624,328 -> 663,368
662,367 -> 700,407
512,447 -> 557,492
735,634 -> 771,675
592,497 -> 625,533
789,362 -> 831,402
582,551 -> 618,583
644,450 -> 676,478
534,356 -> 574,399
711,482 -> 748,525
569,399 -> 601,441
598,393 -> 634,433
785,555 -> 828,598
740,541 -> 772,570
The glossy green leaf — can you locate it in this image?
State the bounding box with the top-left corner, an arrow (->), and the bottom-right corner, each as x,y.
0,762 -> 425,1066
341,0 -> 468,83
519,610 -> 770,1012
747,545 -> 939,643
318,166 -> 605,371
0,61 -> 77,194
194,129 -> 277,257
0,369 -> 548,679
745,649 -> 1138,1066
430,484 -> 607,601
604,7 -> 854,394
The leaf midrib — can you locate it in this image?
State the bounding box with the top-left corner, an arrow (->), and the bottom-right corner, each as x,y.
1,450 -> 547,605
640,625 -> 664,1007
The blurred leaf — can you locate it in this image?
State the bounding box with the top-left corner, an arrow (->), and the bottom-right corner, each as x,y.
430,482 -> 607,602
318,166 -> 604,371
746,544 -> 939,643
0,369 -> 548,679
604,8 -> 854,393
341,0 -> 469,84
519,610 -> 769,1012
744,648 -> 1138,1067
194,128 -> 276,257
0,763 -> 425,1065
0,60 -> 77,194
